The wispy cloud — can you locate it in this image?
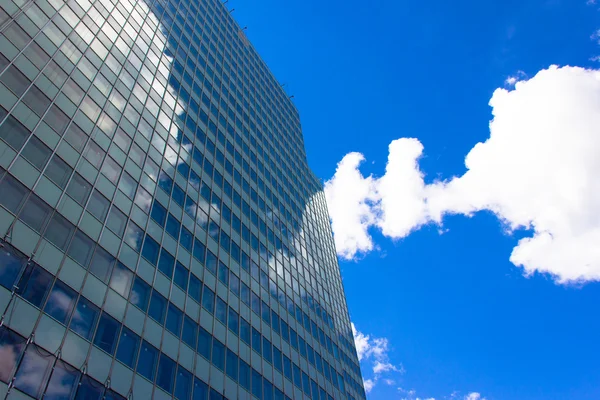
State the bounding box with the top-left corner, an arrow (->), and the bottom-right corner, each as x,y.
326,66 -> 600,284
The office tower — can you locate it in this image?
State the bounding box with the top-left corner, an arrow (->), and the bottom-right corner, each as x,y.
0,0 -> 365,398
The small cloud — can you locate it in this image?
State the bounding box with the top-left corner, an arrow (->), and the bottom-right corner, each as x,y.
504,70 -> 527,86
364,379 -> 376,393
464,393 -> 486,400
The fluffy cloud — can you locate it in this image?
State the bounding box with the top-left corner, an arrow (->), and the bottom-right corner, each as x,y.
464,393 -> 486,400
352,323 -> 403,393
325,66 -> 600,283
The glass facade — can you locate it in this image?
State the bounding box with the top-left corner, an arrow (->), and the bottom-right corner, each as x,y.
0,0 -> 365,398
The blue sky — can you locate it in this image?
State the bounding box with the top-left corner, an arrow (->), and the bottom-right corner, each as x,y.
228,1 -> 600,399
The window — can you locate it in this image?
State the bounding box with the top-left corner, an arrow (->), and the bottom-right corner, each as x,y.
116,327 -> 140,368
13,344 -> 53,398
94,312 -> 120,355
89,246 -> 115,283
182,316 -> 197,349
283,355 -> 292,382
137,340 -> 158,381
215,296 -> 226,324
239,359 -> 250,391
157,354 -> 176,393
130,277 -> 150,311
87,190 -> 109,221
180,226 -> 192,251
205,251 -> 217,276
211,339 -> 225,370
19,194 -> 51,233
44,213 -> 75,251
158,249 -> 174,277
225,348 -> 238,381
149,291 -> 167,324
119,172 -> 137,199
0,326 -> 26,383
101,156 -> 121,184
218,261 -> 228,286
252,327 -> 261,354
106,206 -> 127,237
166,303 -> 182,337
74,375 -> 104,400
18,264 -> 52,307
193,378 -> 209,400
252,368 -> 262,399
68,230 -> 95,267
227,307 -> 238,335
70,297 -> 99,340
273,347 -> 282,372
142,235 -> 160,265
0,175 -> 29,214
188,274 -> 201,303
201,286 -> 214,313
163,351 -> 187,392
45,360 -> 79,400
240,318 -> 250,345
166,213 -> 180,239
22,136 -> 51,171
66,173 -> 92,205
0,115 -> 29,151
44,280 -> 77,324
151,200 -> 167,226
109,262 -> 133,297
197,327 -> 211,359
174,262 -> 188,290
0,245 -> 26,290
45,154 -> 72,189
124,222 -> 143,251
84,140 -> 105,168
263,337 -> 272,363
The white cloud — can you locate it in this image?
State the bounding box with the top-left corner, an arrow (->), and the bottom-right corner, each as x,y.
504,71 -> 526,86
464,393 -> 486,400
352,324 -> 403,394
325,66 -> 600,284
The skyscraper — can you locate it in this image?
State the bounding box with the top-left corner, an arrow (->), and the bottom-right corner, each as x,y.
0,0 -> 365,398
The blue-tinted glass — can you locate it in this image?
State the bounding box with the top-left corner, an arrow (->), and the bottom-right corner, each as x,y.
261,300 -> 271,325
0,326 -> 26,382
192,378 -> 209,400
241,282 -> 250,305
137,340 -> 158,381
229,272 -> 240,296
0,246 -> 25,290
227,307 -> 238,335
175,366 -> 192,400
211,339 -> 225,370
263,337 -> 272,363
44,280 -> 77,324
193,238 -> 206,263
104,389 -> 127,400
70,297 -> 99,340
74,375 -> 103,400
130,277 -> 150,311
274,387 -> 285,400
217,261 -> 228,286
166,303 -> 182,337
18,264 -> 52,307
209,388 -> 223,400
172,184 -> 185,207
302,371 -> 310,394
197,327 -> 211,359
205,250 -> 217,275
180,226 -> 193,251
251,291 -> 260,315
158,249 -> 175,277
157,354 -> 176,394
142,235 -> 160,265
293,363 -> 301,387
174,262 -> 188,289
158,171 -> 173,194
14,344 -> 52,398
264,378 -> 274,400
201,286 -> 214,313
225,348 -> 238,381
283,355 -> 292,381
151,200 -> 167,226
240,318 -> 250,345
94,312 -> 120,355
215,296 -> 226,324
182,316 -> 197,348
273,347 -> 282,372
189,275 -> 201,302
109,262 -> 133,298
252,327 -> 261,353
44,360 -> 79,400
166,214 -> 180,239
239,359 -> 250,390
149,291 -> 167,324
251,368 -> 262,399
271,311 -> 280,334
116,327 -> 140,368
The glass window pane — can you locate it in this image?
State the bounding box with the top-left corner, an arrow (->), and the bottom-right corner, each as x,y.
66,173 -> 92,205
0,115 -> 30,150
106,206 -> 127,237
137,340 -> 158,381
74,375 -> 103,400
68,230 -> 95,267
130,277 -> 150,311
166,303 -> 182,337
44,360 -> 79,400
151,200 -> 166,226
166,214 -> 180,239
21,136 -> 51,170
201,286 -> 214,314
211,339 -> 225,370
109,262 -> 133,297
94,312 -> 120,355
87,189 -> 109,221
239,360 -> 250,390
13,344 -> 53,398
89,246 -> 116,284
0,326 -> 26,383
175,366 -> 192,400
215,296 -> 226,324
193,378 -> 209,400
142,235 -> 160,265
197,327 -> 211,360
0,175 -> 29,214
18,264 -> 52,307
226,348 -> 238,381
157,354 -> 176,394
174,262 -> 188,290
44,280 -> 77,325
19,194 -> 51,233
44,213 -> 75,251
182,316 -> 197,349
158,249 -> 174,277
188,275 -> 201,303
0,245 -> 26,290
44,155 -> 72,189
70,297 -> 99,340
148,290 -> 167,324
116,327 -> 139,368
